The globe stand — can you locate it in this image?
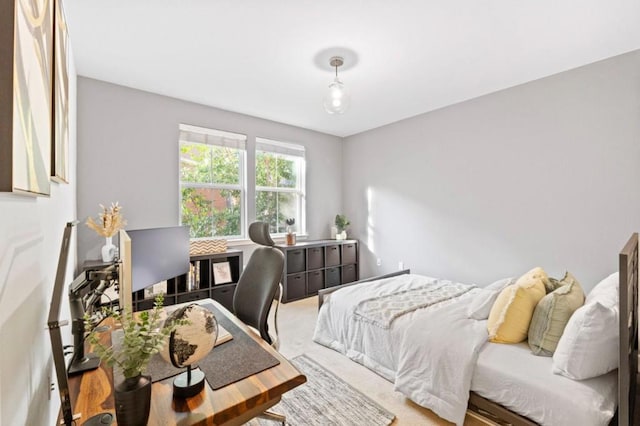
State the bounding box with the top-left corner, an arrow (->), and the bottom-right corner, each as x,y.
173,365 -> 205,398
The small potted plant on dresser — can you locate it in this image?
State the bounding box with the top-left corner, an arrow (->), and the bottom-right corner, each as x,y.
335,214 -> 350,240
285,218 -> 296,245
85,294 -> 182,426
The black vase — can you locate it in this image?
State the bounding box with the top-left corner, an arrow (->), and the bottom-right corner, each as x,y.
114,375 -> 152,426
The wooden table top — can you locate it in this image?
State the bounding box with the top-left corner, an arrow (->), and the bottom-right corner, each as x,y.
68,299 -> 306,425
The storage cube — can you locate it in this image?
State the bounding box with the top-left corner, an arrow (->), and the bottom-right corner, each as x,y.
287,249 -> 306,273
286,273 -> 307,300
326,245 -> 340,267
326,267 -> 341,287
342,243 -> 357,265
307,247 -> 324,270
307,270 -> 324,294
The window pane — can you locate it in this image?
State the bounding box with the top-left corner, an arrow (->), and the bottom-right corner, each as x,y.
276,155 -> 297,188
256,152 -> 298,188
256,190 -> 297,233
211,145 -> 241,185
180,143 -> 241,185
256,152 -> 277,187
181,187 -> 242,238
180,143 -> 212,184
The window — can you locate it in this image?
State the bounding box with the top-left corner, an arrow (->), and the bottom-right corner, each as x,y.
255,138 -> 306,235
179,125 -> 246,239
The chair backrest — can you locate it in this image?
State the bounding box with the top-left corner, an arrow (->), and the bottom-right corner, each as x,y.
233,222 -> 284,344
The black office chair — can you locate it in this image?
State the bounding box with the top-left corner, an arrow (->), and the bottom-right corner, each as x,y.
233,222 -> 285,424
233,221 -> 284,347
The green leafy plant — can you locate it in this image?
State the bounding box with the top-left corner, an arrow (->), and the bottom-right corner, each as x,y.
85,294 -> 183,379
335,214 -> 350,232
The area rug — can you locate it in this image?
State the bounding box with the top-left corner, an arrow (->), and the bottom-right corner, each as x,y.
245,354 -> 395,426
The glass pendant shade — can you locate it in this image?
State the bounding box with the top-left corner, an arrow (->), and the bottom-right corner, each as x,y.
323,77 -> 350,114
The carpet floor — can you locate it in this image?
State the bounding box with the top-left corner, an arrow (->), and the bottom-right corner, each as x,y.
246,355 -> 396,426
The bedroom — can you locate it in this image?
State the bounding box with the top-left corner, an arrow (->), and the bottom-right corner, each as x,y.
0,1 -> 639,425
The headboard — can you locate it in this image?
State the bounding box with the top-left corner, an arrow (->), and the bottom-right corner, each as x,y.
619,232 -> 638,426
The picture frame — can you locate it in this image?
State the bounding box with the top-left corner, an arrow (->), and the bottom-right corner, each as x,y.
51,0 -> 69,183
212,261 -> 232,284
0,0 -> 54,196
144,281 -> 168,300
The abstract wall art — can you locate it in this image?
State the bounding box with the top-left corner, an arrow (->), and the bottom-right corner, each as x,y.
52,0 -> 69,183
0,0 -> 54,196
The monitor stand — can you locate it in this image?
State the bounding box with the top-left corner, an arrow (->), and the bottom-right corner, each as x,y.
68,353 -> 101,376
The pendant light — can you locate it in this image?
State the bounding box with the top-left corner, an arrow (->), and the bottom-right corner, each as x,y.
323,56 -> 350,114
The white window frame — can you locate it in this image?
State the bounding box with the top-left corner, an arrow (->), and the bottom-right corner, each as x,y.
255,137 -> 306,236
178,124 -> 247,240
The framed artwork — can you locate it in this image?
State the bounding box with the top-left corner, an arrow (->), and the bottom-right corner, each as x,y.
51,0 -> 69,183
213,261 -> 232,284
0,0 -> 54,196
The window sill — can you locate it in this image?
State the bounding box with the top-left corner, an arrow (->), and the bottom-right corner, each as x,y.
226,234 -> 309,247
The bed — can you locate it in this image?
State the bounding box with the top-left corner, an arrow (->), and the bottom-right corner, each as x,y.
313,233 -> 638,426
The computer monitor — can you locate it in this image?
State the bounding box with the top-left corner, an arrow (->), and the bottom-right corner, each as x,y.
118,226 -> 190,312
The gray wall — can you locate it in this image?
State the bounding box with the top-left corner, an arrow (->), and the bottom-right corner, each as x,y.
77,78 -> 343,264
0,57 -> 78,424
343,50 -> 640,292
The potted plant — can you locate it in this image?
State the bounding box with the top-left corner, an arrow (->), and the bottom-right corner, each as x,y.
334,214 -> 350,240
85,294 -> 180,426
285,218 -> 296,245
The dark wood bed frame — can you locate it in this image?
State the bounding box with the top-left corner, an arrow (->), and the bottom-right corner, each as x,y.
317,233 -> 638,426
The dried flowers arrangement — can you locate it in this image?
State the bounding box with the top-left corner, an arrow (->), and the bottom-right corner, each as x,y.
86,202 -> 127,237
285,218 -> 295,232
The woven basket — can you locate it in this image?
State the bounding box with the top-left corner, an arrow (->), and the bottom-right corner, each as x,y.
190,239 -> 227,255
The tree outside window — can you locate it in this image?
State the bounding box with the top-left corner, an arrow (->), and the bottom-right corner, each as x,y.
179,126 -> 305,240
179,127 -> 246,239
255,139 -> 305,235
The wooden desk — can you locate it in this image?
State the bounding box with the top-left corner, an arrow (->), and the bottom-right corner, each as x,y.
68,299 -> 306,425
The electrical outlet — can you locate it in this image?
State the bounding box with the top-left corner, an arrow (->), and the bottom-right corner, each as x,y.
376,258 -> 382,266
49,374 -> 53,400
398,261 -> 404,270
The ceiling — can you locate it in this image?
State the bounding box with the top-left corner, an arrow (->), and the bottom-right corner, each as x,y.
64,1 -> 640,138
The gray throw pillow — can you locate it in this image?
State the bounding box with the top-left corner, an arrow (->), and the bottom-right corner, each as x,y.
528,272 -> 585,356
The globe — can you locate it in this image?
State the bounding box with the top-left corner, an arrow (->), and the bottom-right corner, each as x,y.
160,304 -> 218,369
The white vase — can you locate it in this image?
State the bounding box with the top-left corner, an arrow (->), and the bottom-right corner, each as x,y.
101,236 -> 116,262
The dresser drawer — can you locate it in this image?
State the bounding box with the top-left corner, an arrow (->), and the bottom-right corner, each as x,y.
307,247 -> 324,270
177,289 -> 210,304
286,273 -> 306,300
342,243 -> 357,265
342,264 -> 357,284
286,249 -> 306,273
325,245 -> 340,267
211,284 -> 236,312
325,267 -> 341,288
307,270 -> 324,294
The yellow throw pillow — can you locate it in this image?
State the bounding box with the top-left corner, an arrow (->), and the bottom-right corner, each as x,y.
487,267 -> 548,343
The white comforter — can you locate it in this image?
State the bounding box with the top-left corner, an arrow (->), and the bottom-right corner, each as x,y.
313,274 -> 487,425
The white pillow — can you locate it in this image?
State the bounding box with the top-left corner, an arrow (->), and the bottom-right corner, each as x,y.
467,277 -> 515,320
585,272 -> 618,308
552,301 -> 619,380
